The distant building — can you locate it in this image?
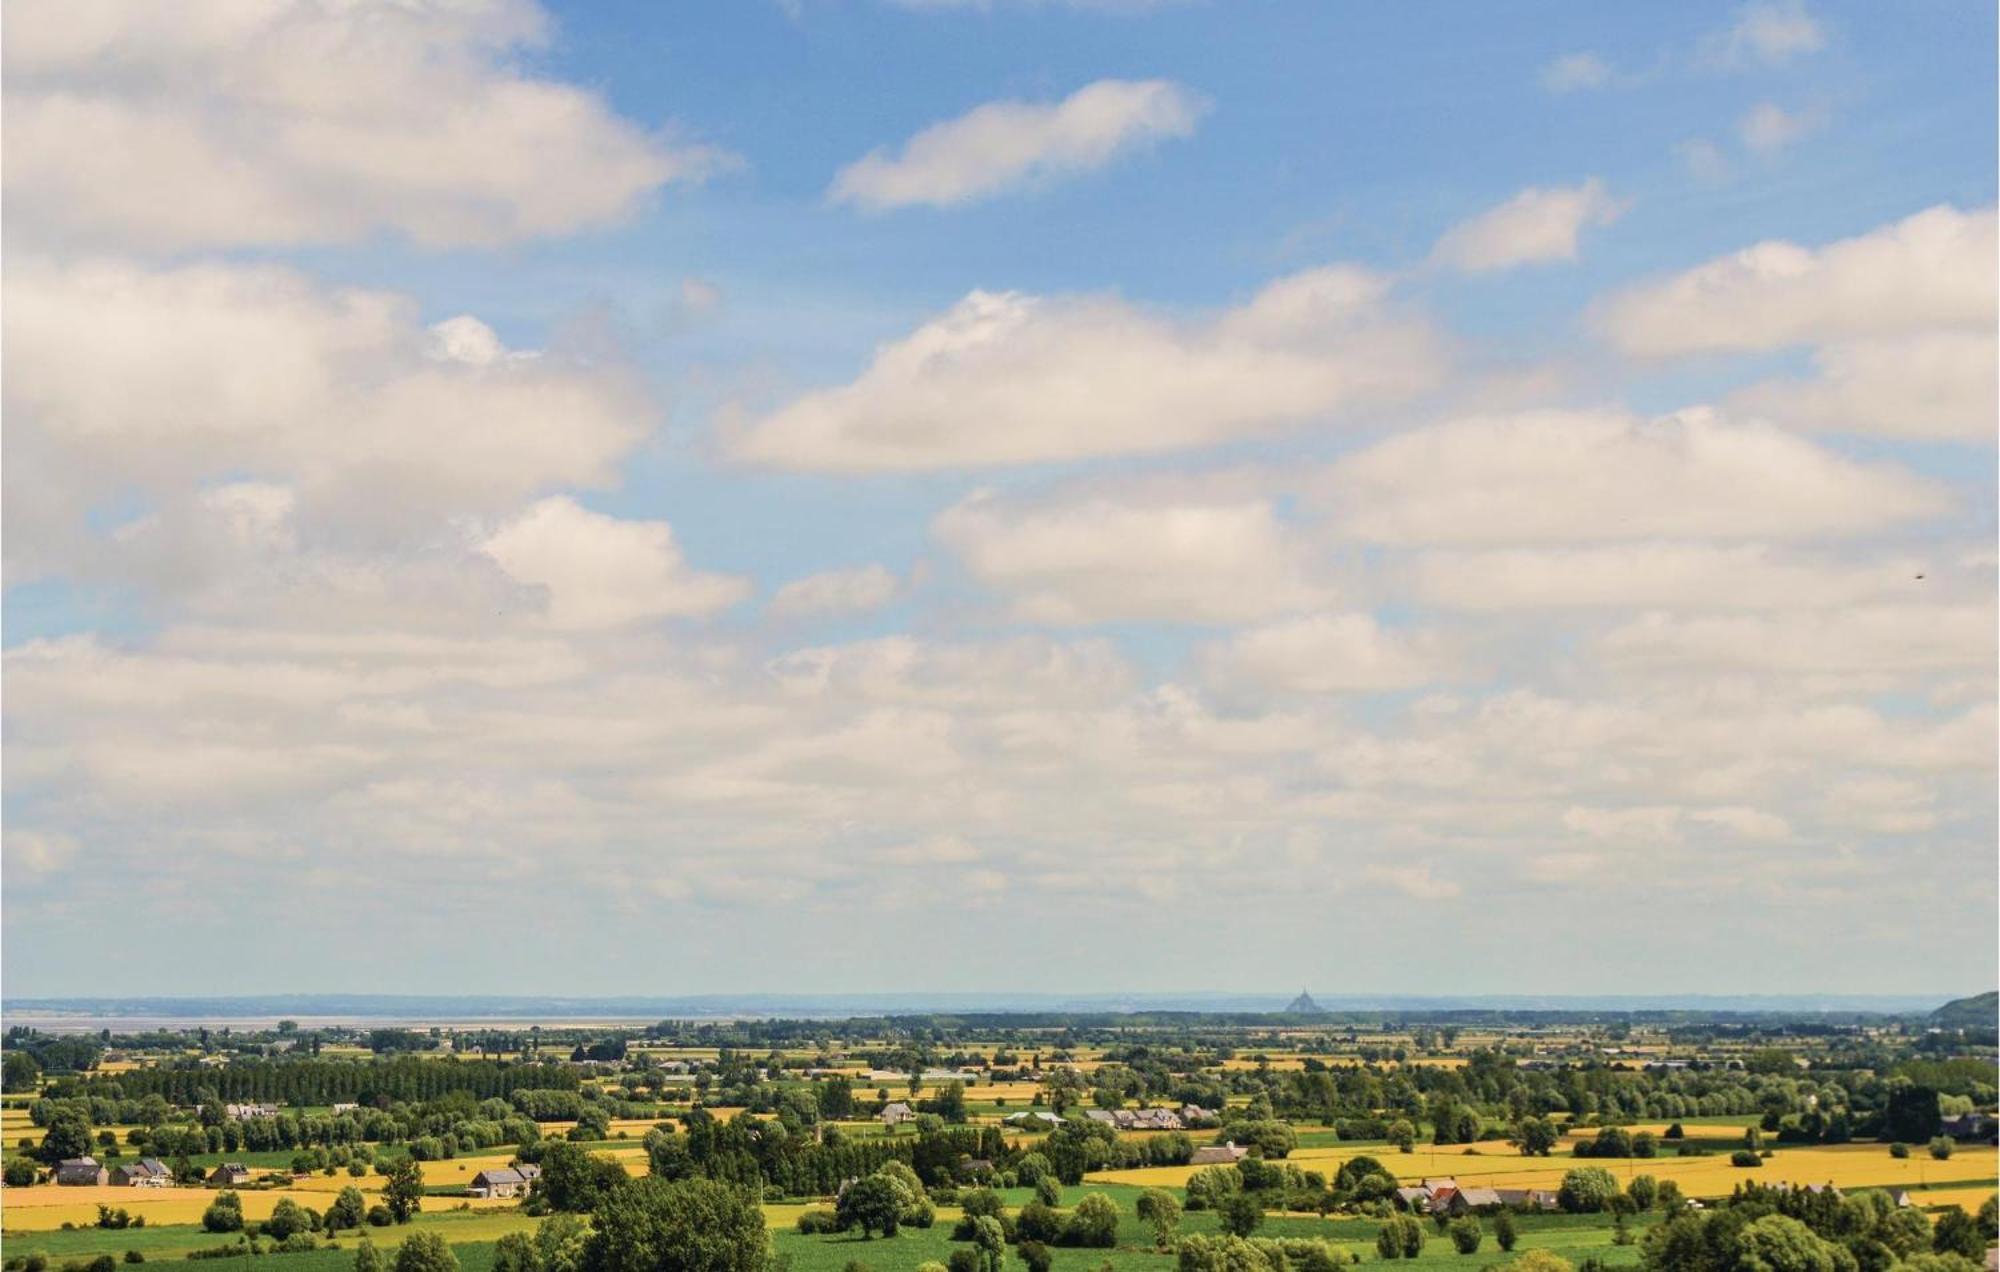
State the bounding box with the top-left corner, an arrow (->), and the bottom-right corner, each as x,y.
110,1158 -> 173,1187
1188,1141 -> 1249,1166
224,1103 -> 279,1121
56,1157 -> 107,1186
468,1167 -> 528,1199
880,1102 -> 916,1126
331,1103 -> 360,1115
210,1162 -> 252,1187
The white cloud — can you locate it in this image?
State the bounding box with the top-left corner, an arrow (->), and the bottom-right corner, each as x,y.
935,490 -> 1328,625
481,497 -> 749,628
1598,204 -> 1995,356
1675,139 -> 1732,183
1738,102 -> 1822,152
1362,863 -> 1462,900
1321,408 -> 1947,545
1539,53 -> 1613,92
769,565 -> 902,618
1727,331 -> 1996,441
1597,605 -> 1996,676
1200,613 -> 1447,695
829,78 -> 1205,210
1707,0 -> 1826,68
1,0 -> 722,252
728,267 -> 1441,470
1431,180 -> 1627,273
4,258 -> 653,574
1404,544 -> 1944,613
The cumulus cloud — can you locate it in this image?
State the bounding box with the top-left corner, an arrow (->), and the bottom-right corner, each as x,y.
829,79 -> 1205,210
1200,613 -> 1448,695
1431,179 -> 1627,272
728,266 -> 1442,470
1406,544 -> 1934,612
1705,0 -> 1826,68
1598,204 -> 1995,356
1727,332 -> 1996,441
1320,408 -> 1947,545
1597,606 -> 1996,677
935,490 -> 1328,624
3,257 -> 653,575
1,0 -> 722,252
768,565 -> 903,619
481,497 -> 749,628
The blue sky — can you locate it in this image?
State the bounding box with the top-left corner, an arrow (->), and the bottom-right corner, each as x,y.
2,0 -> 1994,998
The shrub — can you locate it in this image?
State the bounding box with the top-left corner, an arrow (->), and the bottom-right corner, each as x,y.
1730,1150 -> 1762,1167
1449,1217 -> 1483,1254
1928,1137 -> 1954,1160
1062,1193 -> 1119,1248
1890,1142 -> 1911,1159
794,1209 -> 842,1234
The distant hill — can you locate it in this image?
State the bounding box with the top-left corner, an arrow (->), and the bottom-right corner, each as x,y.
1286,990 -> 1325,1014
1930,991 -> 1998,1028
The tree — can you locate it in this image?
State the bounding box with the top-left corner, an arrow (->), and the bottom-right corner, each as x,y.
491,1233 -> 539,1272
393,1231 -> 460,1272
39,1108 -> 93,1164
1928,1136 -> 1954,1160
327,1186 -> 368,1233
382,1156 -> 425,1223
537,1142 -> 627,1212
1493,1209 -> 1518,1251
353,1239 -> 386,1272
1512,1117 -> 1558,1157
1499,1254 -> 1574,1272
1033,1175 -> 1061,1208
1063,1193 -> 1119,1248
1135,1188 -> 1181,1249
1736,1214 -> 1842,1272
1559,1167 -> 1619,1214
202,1191 -> 244,1233
1932,1208 -> 1984,1260
1977,1192 -> 1998,1241
836,1174 -> 906,1239
1449,1216 -> 1483,1254
4,1157 -> 40,1186
1883,1084 -> 1942,1145
1217,1189 -> 1263,1237
1388,1119 -> 1416,1153
1040,1068 -> 1086,1115
264,1198 -> 310,1241
3,1051 -> 42,1094
1376,1215 -> 1425,1259
583,1178 -> 768,1272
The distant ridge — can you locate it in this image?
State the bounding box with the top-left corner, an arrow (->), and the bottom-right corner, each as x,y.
1930,990 -> 1998,1028
1285,990 -> 1325,1014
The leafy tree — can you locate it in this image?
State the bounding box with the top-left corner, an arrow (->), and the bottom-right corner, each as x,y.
1136,1188 -> 1181,1249
1217,1189 -> 1264,1237
1063,1193 -> 1119,1247
1932,1208 -> 1984,1260
3,1051 -> 43,1093
1449,1216 -> 1483,1254
1512,1117 -> 1558,1157
1033,1174 -> 1060,1207
491,1233 -> 540,1272
1498,1255 -> 1573,1272
1493,1209 -> 1518,1251
1388,1119 -> 1416,1153
1376,1215 -> 1424,1259
263,1198 -> 310,1241
4,1157 -> 40,1186
1735,1214 -> 1842,1272
582,1177 -> 767,1272
327,1186 -> 368,1233
537,1142 -> 627,1212
392,1231 -> 460,1272
202,1191 -> 244,1234
1558,1167 -> 1619,1213
353,1238 -> 386,1272
382,1156 -> 425,1223
1883,1084 -> 1942,1144
835,1174 -> 905,1239
1928,1136 -> 1954,1160
38,1107 -> 93,1163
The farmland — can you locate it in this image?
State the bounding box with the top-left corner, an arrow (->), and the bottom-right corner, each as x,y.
2,1001 -> 1994,1269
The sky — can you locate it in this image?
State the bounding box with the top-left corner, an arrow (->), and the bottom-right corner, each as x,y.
2,0 -> 1995,999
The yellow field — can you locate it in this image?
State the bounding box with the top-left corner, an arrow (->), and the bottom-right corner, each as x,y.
1089,1139 -> 1999,1210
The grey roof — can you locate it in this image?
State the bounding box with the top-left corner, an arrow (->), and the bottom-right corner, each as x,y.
471,1168 -> 526,1186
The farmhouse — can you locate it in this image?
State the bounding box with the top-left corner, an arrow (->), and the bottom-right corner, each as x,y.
224,1102 -> 279,1120
55,1157 -> 108,1186
468,1167 -> 528,1198
332,1102 -> 360,1115
880,1102 -> 916,1126
210,1162 -> 252,1186
1188,1141 -> 1249,1166
111,1158 -> 173,1187
1003,1111 -> 1063,1128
